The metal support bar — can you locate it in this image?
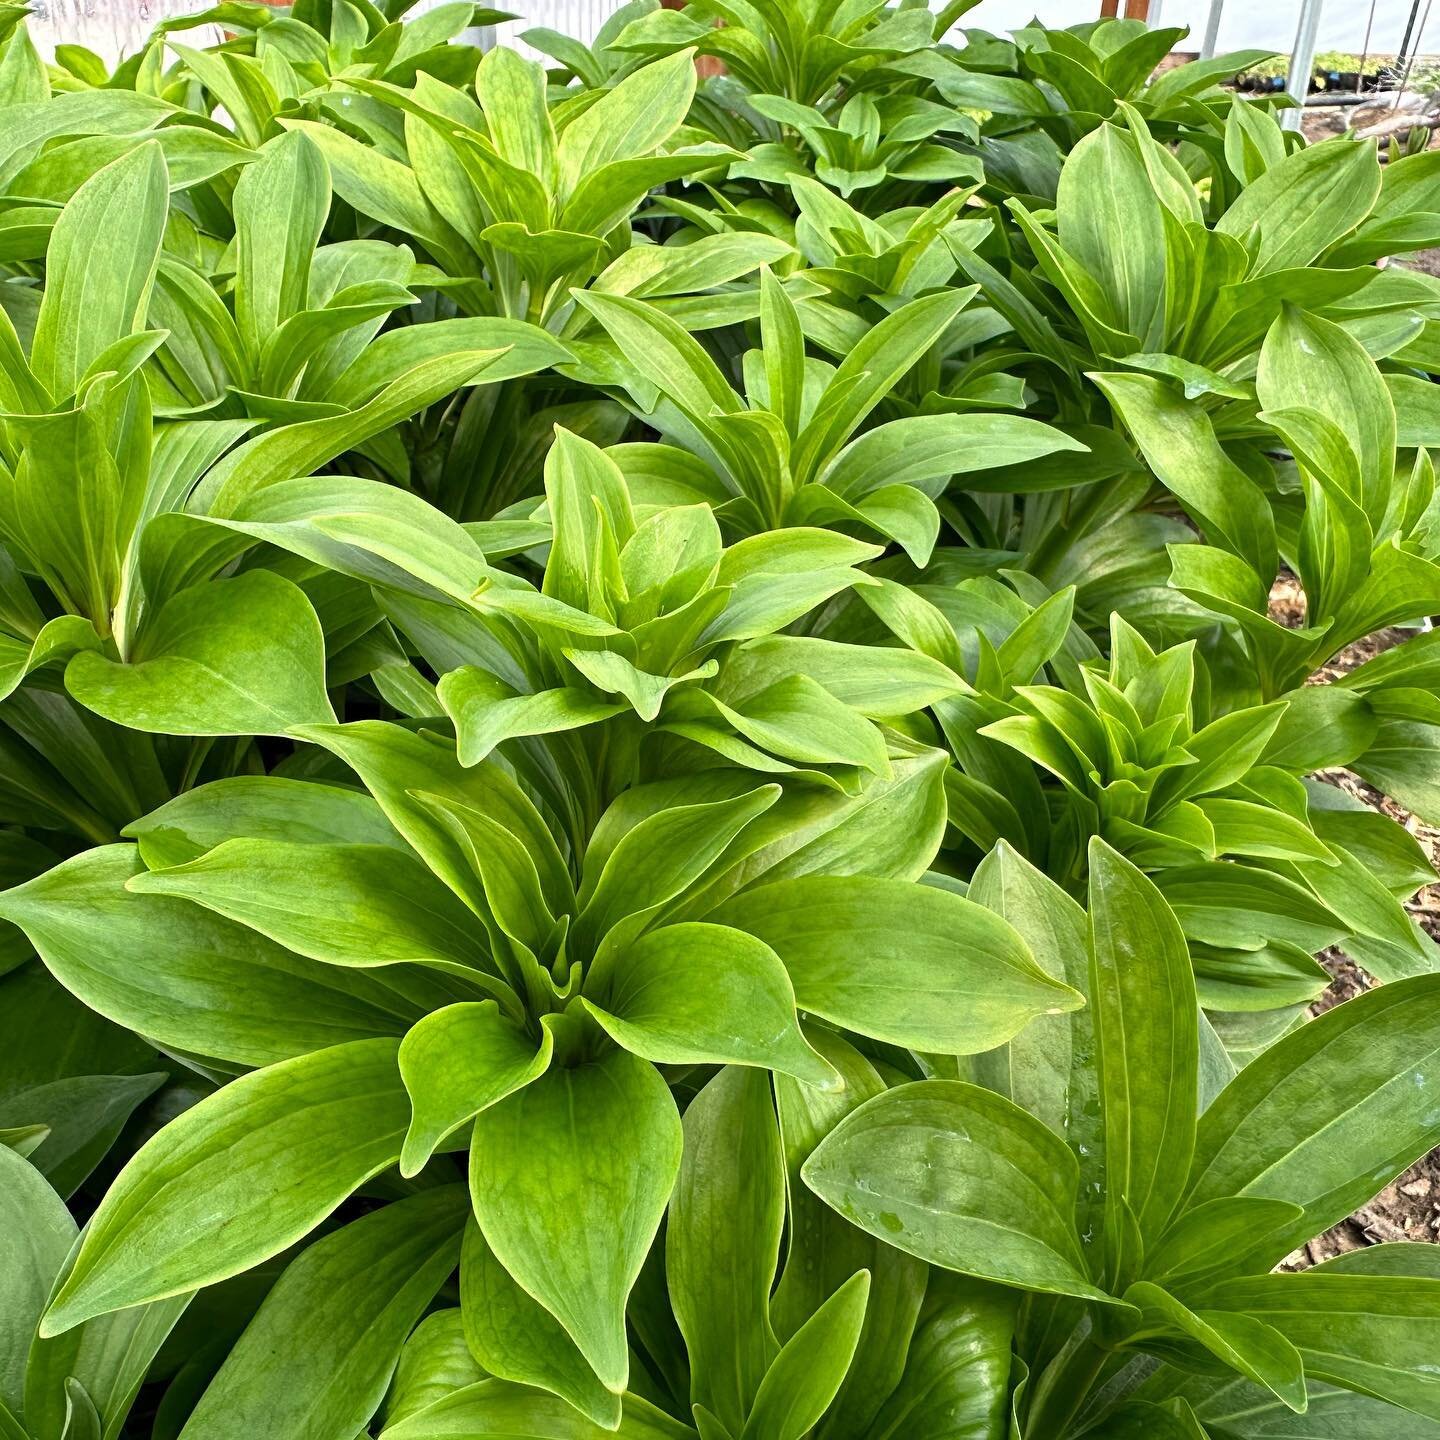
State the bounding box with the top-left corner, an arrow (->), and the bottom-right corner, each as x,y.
1281,0 -> 1324,131
1199,0 -> 1223,59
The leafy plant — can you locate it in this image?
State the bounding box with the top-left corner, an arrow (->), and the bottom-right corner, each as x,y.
3,5 -> 1440,1440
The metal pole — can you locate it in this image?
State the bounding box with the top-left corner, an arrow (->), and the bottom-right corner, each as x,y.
1394,0 -> 1435,106
1357,0 -> 1378,90
1148,0 -> 1164,26
1199,0 -> 1224,60
1280,0 -> 1324,131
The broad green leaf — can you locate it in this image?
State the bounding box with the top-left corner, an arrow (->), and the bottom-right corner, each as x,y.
1257,305 -> 1394,527
439,671 -> 623,766
803,1081 -> 1111,1303
25,1286 -> 188,1440
179,1187 -> 467,1440
0,846 -> 414,1066
0,1145 -> 75,1421
1057,122 -> 1165,346
67,572 -> 335,737
231,129 -> 329,366
713,875 -> 1081,1054
468,1046 -> 682,1393
739,1271 -> 870,1440
583,922 -> 836,1087
30,142 -> 168,398
771,1029 -> 927,1439
210,476 -> 490,607
122,775 -> 403,871
128,839 -> 489,971
1093,371 -> 1276,584
575,785 -> 780,958
294,721 -> 572,923
460,1221 -> 620,1428
378,1380 -> 696,1440
1216,138 -> 1381,276
1121,1280 -> 1306,1412
1182,974 -> 1440,1266
42,1038 -> 410,1335
864,1276 -> 1014,1440
668,1067 -> 783,1436
382,1311 -> 485,1431
399,1002 -> 551,1177
556,49 -> 697,193
1204,1271 -> 1440,1421
1088,839 -> 1198,1262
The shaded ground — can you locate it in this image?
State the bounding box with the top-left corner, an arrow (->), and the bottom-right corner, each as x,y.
1266,573 -> 1440,1265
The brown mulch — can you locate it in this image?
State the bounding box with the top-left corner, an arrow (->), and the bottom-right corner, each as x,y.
1263,574 -> 1440,1265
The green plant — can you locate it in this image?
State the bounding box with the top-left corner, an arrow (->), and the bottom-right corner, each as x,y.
3,6 -> 1440,1440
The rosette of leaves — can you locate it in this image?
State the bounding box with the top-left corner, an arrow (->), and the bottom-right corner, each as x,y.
1098,305 -> 1440,822
915,582 -> 1437,1042
568,272 -> 1084,562
721,89 -> 980,199
951,106 -> 1440,432
611,0 -> 959,108
283,46 -> 736,327
187,423 -> 967,842
0,135 -> 566,749
138,0 -> 515,154
0,686 -> 1081,1426
900,18 -> 1278,199
798,843 -> 1440,1439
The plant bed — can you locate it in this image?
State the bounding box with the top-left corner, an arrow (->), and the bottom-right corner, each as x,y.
4,6 -> 1440,1439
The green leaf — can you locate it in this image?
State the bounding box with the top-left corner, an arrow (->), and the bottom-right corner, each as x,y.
0,846 -> 414,1067
583,922 -> 836,1087
122,775 -> 404,871
1092,370 -> 1276,584
128,839 -> 489,972
712,875 -> 1081,1054
1215,137 -> 1381,276
468,1046 -> 682,1393
210,476 -> 491,607
739,1271 -> 870,1440
0,1145 -> 75,1421
25,1287 -> 189,1440
556,49 -> 697,193
1181,974 -> 1440,1267
802,1081 -> 1111,1303
178,1187 -> 467,1440
66,572 -> 335,737
1088,838 -> 1198,1262
399,1002 -> 551,1177
41,1038 -> 410,1335
575,785 -> 780,958
378,1380 -> 696,1439
1203,1271 -> 1440,1421
864,1276 -> 1015,1440
30,142 -> 168,398
1057,122 -> 1165,346
667,1067 -> 783,1436
231,129 -> 329,367
460,1221 -> 621,1428
1121,1280 -> 1306,1412
293,721 -> 572,924
439,671 -> 623,767
382,1311 -> 485,1431
771,1028 -> 927,1438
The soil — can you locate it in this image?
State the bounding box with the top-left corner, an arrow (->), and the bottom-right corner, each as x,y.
1264,573 -> 1440,1266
